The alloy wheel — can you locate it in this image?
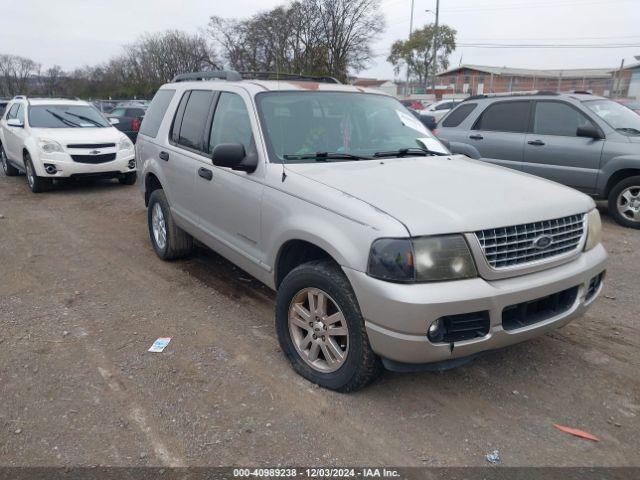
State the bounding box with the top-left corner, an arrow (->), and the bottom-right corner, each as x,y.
0,146 -> 6,173
617,186 -> 640,223
151,203 -> 167,250
288,287 -> 349,373
25,160 -> 34,188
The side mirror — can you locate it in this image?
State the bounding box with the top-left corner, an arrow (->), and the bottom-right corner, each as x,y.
449,141 -> 481,160
439,138 -> 451,150
109,117 -> 120,125
576,125 -> 603,140
7,118 -> 23,128
212,143 -> 258,173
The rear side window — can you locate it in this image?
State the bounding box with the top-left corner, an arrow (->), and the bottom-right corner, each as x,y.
475,101 -> 530,133
533,101 -> 595,137
16,104 -> 25,124
139,89 -> 175,138
442,103 -> 477,127
174,90 -> 214,150
5,104 -> 18,119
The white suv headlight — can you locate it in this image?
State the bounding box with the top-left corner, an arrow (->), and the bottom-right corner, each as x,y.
584,209 -> 602,251
118,137 -> 134,152
38,139 -> 64,154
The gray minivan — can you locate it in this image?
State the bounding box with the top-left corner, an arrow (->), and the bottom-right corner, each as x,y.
437,92 -> 640,228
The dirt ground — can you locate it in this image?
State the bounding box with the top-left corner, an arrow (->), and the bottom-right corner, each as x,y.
0,170 -> 638,468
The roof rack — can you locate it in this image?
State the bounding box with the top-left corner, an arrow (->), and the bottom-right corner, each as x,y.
463,90 -> 560,101
171,70 -> 242,82
240,72 -> 341,84
569,90 -> 593,95
12,95 -> 81,101
12,95 -> 27,100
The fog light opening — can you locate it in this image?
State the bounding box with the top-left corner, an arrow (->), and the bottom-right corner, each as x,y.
427,318 -> 445,343
44,164 -> 57,175
128,159 -> 136,169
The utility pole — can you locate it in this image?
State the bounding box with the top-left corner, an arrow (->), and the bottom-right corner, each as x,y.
614,58 -> 625,98
430,0 -> 440,96
405,0 -> 415,97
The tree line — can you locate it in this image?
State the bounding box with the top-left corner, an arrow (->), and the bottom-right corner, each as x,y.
1,0 -> 455,100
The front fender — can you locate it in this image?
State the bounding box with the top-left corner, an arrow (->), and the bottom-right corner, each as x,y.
597,155 -> 640,192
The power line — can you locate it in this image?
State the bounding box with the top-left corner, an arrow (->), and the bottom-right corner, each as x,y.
456,42 -> 640,49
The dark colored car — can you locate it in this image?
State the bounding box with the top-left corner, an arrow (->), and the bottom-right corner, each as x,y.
107,106 -> 147,142
409,109 -> 437,131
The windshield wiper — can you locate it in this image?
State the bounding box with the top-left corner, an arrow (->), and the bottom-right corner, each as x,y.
616,127 -> 640,135
64,111 -> 105,127
283,152 -> 369,161
46,109 -> 80,127
373,147 -> 448,158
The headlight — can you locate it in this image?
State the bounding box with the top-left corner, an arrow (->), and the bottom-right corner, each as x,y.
584,209 -> 602,251
38,139 -> 64,154
118,137 -> 134,151
367,235 -> 477,283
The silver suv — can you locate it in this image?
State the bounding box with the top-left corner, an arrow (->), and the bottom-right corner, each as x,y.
137,72 -> 607,391
436,91 -> 640,228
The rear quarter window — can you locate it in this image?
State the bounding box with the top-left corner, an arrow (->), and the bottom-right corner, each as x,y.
442,103 -> 477,128
139,89 -> 175,138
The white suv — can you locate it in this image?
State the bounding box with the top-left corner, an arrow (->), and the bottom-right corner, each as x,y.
0,96 -> 136,192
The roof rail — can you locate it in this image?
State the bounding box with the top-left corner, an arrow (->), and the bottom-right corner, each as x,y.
12,95 -> 27,100
240,71 -> 341,84
462,90 -> 560,102
171,70 -> 242,83
569,90 -> 592,95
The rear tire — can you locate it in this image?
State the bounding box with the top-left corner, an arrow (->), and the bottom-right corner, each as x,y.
608,176 -> 640,229
147,189 -> 194,260
276,260 -> 382,392
24,153 -> 51,193
119,172 -> 137,185
0,144 -> 19,176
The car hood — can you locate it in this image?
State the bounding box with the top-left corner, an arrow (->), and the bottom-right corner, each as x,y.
285,155 -> 595,236
33,127 -> 124,144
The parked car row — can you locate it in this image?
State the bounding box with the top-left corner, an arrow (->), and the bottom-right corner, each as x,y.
1,74 -> 610,392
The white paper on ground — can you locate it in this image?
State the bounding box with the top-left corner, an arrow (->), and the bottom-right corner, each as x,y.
148,337 -> 172,352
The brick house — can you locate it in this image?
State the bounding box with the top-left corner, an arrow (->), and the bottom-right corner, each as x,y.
436,64 -> 616,96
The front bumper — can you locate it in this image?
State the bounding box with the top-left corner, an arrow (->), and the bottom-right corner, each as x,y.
343,243 -> 607,365
33,151 -> 136,178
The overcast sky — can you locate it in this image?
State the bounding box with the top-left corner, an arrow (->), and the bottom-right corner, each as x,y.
2,0 -> 639,79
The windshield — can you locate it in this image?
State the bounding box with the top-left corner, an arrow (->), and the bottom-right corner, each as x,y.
584,99 -> 640,134
256,91 -> 449,162
28,105 -> 111,128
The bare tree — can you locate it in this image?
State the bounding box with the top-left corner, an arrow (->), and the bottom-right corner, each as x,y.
209,0 -> 384,81
0,54 -> 41,96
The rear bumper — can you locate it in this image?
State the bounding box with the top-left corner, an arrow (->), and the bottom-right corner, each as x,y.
343,244 -> 607,365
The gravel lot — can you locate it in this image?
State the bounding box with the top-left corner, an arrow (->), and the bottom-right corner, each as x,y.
0,171 -> 638,467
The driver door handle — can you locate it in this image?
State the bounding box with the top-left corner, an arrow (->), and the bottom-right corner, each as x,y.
198,167 -> 213,181
469,134 -> 484,140
527,140 -> 546,146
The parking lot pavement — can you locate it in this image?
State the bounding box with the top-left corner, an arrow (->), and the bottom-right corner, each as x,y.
0,172 -> 639,467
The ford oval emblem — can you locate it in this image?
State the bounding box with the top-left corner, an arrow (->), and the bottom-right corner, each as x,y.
89,150 -> 101,155
532,234 -> 553,250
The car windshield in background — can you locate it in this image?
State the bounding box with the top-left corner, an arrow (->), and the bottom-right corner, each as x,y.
256,92 -> 448,162
584,99 -> 640,135
28,105 -> 110,128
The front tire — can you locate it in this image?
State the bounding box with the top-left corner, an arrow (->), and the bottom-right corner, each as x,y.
119,172 -> 137,185
608,176 -> 640,229
276,260 -> 382,392
24,153 -> 51,193
1,144 -> 19,176
147,189 -> 194,260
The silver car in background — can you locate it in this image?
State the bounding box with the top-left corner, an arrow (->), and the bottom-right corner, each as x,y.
437,92 -> 640,228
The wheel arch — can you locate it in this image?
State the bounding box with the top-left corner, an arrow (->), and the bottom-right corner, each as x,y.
604,167 -> 640,197
274,239 -> 342,289
144,172 -> 163,206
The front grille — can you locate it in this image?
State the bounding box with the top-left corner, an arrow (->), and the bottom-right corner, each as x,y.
475,214 -> 585,269
502,286 -> 578,331
67,143 -> 116,149
71,153 -> 117,164
438,311 -> 490,343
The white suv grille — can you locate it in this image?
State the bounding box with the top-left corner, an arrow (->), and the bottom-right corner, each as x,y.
475,214 -> 585,269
